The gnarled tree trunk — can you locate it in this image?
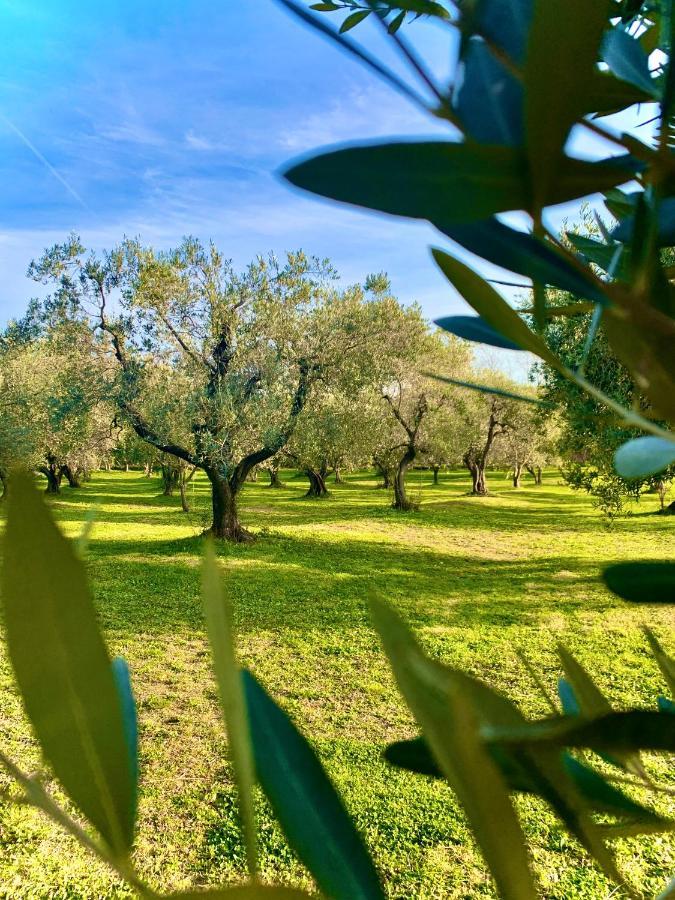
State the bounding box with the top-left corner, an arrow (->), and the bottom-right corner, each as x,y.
0,468 -> 7,501
512,463 -> 523,488
432,465 -> 440,485
333,466 -> 344,484
59,464 -> 81,489
305,468 -> 329,498
268,465 -> 283,488
463,450 -> 488,496
40,456 -> 62,494
393,445 -> 416,510
205,467 -> 253,542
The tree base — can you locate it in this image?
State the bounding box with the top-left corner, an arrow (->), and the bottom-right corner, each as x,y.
656,501 -> 675,516
392,499 -> 419,511
204,524 -> 256,543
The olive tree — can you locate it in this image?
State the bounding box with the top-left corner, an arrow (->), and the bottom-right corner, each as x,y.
379,329 -> 471,510
30,236 -> 396,539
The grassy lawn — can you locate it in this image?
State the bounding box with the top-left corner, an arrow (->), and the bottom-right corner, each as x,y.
0,468 -> 673,899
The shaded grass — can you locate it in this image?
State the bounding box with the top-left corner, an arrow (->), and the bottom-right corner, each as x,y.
0,468 -> 673,898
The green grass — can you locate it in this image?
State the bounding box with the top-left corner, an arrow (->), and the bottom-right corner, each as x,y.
0,468 -> 673,899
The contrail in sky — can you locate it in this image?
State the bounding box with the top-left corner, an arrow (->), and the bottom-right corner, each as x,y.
1,114 -> 89,210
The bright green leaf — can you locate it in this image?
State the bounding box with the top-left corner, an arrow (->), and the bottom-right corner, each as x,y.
0,472 -> 135,855
202,543 -> 258,879
369,598 -> 537,900
525,0 -> 611,211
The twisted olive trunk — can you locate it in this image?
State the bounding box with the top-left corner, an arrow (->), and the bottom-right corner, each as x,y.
305,469 -> 329,498
40,456 -> 62,494
205,467 -> 253,542
268,466 -> 284,488
392,444 -> 416,511
463,452 -> 488,496
60,464 -> 81,489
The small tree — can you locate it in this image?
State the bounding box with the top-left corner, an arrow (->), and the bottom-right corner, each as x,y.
456,375 -> 522,496
380,331 -> 470,510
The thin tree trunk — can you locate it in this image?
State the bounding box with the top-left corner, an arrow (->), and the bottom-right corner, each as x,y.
393,445 -> 416,511
305,469 -> 329,498
0,469 -> 7,501
513,463 -> 523,488
432,466 -> 440,485
333,466 -> 344,484
179,476 -> 189,512
205,467 -> 253,542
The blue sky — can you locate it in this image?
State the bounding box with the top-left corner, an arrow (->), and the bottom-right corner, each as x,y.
0,1 -> 648,376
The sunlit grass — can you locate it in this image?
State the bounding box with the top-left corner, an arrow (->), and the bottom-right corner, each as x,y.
0,468 -> 673,898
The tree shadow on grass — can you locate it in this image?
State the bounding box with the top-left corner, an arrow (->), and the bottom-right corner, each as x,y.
86,525 -> 618,636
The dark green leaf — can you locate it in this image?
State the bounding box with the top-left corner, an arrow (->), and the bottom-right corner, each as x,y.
471,0 -> 533,64
614,436 -> 675,478
612,198 -> 675,245
584,70 -> 654,117
603,562 -> 675,604
202,543 -> 258,878
557,644 -> 645,776
601,27 -> 658,96
439,218 -> 608,304
561,756 -> 672,831
340,9 -> 371,32
525,0 -> 611,210
370,598 -> 537,900
385,736 -> 541,793
434,315 -> 524,350
283,143 -> 635,224
0,472 -> 135,854
566,233 -> 629,279
486,710 -> 675,753
432,248 -> 562,366
388,10 -> 406,32
111,657 -> 138,821
243,671 -> 383,900
604,187 -> 640,221
454,39 -> 523,145
384,737 -> 441,778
